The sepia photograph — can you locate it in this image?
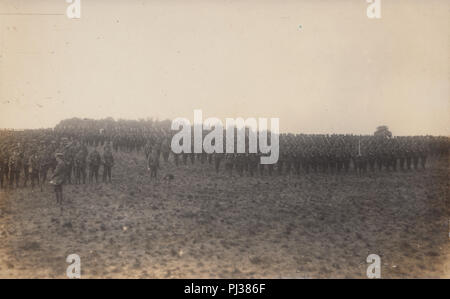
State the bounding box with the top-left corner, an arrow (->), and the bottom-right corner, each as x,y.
0,0 -> 448,284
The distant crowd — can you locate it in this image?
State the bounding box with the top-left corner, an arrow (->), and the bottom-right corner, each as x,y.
0,118 -> 448,195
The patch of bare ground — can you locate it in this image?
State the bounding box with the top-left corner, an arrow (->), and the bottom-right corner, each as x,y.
0,152 -> 448,278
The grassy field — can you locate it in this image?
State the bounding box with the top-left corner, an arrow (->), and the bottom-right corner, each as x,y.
0,150 -> 448,278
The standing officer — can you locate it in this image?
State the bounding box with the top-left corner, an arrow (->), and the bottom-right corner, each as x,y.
50,153 -> 66,213
88,147 -> 101,183
102,144 -> 114,183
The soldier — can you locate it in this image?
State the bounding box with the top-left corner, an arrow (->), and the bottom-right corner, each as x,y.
63,141 -> 76,184
267,159 -> 274,176
405,148 -> 412,170
376,151 -> 384,171
367,149 -> 376,172
3,149 -> 10,183
48,141 -> 58,173
318,152 -> 328,174
224,153 -> 234,176
305,150 -> 313,175
200,151 -> 207,164
284,151 -> 293,175
342,153 -> 350,173
50,153 -> 66,212
412,150 -> 420,170
247,153 -> 258,177
88,147 -> 101,183
214,152 -> 222,174
173,152 -> 180,166
353,154 -> 367,175
308,151 -> 316,173
154,136 -> 162,162
419,146 -> 427,169
235,154 -> 245,176
8,148 -> 21,189
16,149 -> 23,188
258,154 -> 265,176
389,151 -> 398,172
22,149 -> 30,187
296,152 -> 304,175
102,145 -> 114,183
144,140 -> 152,160
335,148 -> 343,173
0,148 -> 5,189
161,137 -> 170,163
189,134 -> 195,165
398,144 -> 406,171
113,135 -> 119,152
147,147 -> 159,180
382,148 -> 391,171
277,152 -> 285,175
74,146 -> 87,184
29,150 -> 40,189
39,145 -> 53,191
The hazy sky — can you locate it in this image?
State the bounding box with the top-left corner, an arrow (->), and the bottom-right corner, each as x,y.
0,0 -> 448,135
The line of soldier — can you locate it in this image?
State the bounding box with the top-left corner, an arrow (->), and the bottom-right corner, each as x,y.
155,134 -> 446,177
137,135 -> 447,179
0,136 -> 115,191
59,138 -> 115,185
1,119 -> 448,185
53,117 -> 171,154
0,138 -> 57,190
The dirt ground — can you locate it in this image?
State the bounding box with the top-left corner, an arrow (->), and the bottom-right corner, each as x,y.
0,151 -> 448,278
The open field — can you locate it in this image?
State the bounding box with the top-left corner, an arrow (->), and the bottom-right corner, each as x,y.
0,151 -> 448,278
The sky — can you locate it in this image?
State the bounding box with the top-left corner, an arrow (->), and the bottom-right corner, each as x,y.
0,0 -> 448,136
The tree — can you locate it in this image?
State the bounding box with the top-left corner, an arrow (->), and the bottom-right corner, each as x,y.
374,125 -> 392,138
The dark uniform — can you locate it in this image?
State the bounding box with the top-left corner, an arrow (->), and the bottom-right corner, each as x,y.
224,154 -> 234,176
74,147 -> 87,184
22,151 -> 30,187
51,154 -> 66,206
39,146 -> 53,190
147,148 -> 159,179
161,137 -> 170,163
8,150 -> 21,188
88,148 -> 101,183
0,150 -> 6,189
214,153 -> 222,173
29,152 -> 40,189
102,147 -> 114,183
63,143 -> 76,184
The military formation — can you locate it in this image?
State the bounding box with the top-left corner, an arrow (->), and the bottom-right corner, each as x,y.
163,134 -> 446,177
0,118 -> 449,195
0,130 -> 116,193
204,134 -> 443,177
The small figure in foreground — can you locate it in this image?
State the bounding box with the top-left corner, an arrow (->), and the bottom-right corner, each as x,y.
147,148 -> 160,180
50,153 -> 66,214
